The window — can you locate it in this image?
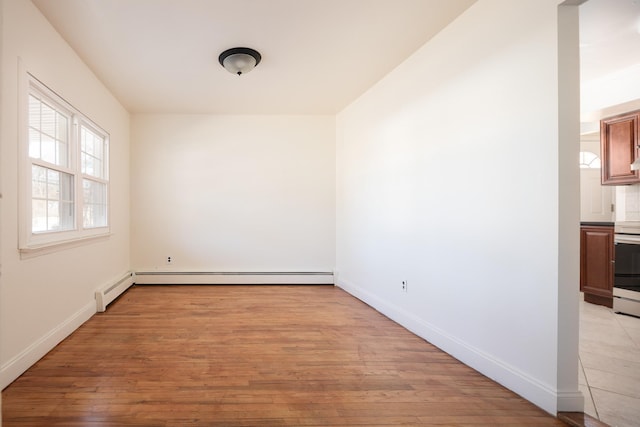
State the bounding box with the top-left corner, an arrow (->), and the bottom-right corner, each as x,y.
21,75 -> 109,252
80,123 -> 108,229
579,151 -> 601,169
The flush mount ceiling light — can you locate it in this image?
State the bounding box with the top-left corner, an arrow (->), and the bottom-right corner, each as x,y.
218,47 -> 261,76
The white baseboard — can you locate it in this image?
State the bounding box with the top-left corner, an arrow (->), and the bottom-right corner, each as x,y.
0,300 -> 95,390
336,278 -> 578,415
134,271 -> 335,285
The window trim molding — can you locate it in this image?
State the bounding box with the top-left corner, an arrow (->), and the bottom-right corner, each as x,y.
18,65 -> 111,255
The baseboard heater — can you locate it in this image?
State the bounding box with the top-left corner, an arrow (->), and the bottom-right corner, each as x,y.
134,271 -> 334,285
95,272 -> 135,312
95,272 -> 333,311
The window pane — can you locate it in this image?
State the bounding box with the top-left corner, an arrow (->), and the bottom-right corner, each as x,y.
83,179 -> 107,228
60,172 -> 74,203
29,95 -> 41,128
31,165 -> 47,198
47,169 -> 60,200
59,175 -> 75,230
41,134 -> 56,164
28,94 -> 69,167
56,112 -> 68,141
83,179 -> 106,204
31,165 -> 75,233
47,200 -> 60,230
82,153 -> 94,176
94,138 -> 103,160
32,200 -> 47,233
41,103 -> 56,137
55,113 -> 69,167
57,140 -> 68,166
60,201 -> 75,230
80,125 -> 105,179
94,159 -> 102,177
81,127 -> 93,155
29,128 -> 41,158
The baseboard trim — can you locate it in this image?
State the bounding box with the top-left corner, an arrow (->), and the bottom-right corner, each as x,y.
556,391 -> 586,413
134,271 -> 335,285
1,300 -> 95,390
336,278 -> 574,415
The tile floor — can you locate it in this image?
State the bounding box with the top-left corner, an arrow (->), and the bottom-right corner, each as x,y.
579,295 -> 640,427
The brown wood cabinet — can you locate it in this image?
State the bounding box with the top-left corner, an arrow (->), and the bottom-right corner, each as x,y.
601,111 -> 640,185
580,225 -> 614,308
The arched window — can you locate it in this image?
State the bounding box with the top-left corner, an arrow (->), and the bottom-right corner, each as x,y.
579,151 -> 601,169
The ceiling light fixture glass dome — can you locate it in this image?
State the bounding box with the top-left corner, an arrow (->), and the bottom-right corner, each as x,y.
218,47 -> 262,76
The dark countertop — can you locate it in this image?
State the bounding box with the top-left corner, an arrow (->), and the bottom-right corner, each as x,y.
580,221 -> 614,227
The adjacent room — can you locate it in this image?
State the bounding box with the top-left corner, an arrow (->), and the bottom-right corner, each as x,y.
2,0 -> 636,425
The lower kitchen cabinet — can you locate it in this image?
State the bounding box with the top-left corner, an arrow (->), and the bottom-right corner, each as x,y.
580,224 -> 614,308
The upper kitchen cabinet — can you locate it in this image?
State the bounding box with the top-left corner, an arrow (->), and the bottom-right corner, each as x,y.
600,110 -> 640,185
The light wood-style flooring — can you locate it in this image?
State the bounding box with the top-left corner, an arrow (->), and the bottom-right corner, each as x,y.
2,285 -> 567,426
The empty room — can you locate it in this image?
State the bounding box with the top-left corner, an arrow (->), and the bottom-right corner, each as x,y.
1,0 -> 626,425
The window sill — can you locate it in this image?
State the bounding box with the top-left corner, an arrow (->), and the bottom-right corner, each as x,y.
20,232 -> 111,259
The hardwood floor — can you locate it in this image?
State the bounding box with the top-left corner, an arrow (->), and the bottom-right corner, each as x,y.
2,285 -> 566,426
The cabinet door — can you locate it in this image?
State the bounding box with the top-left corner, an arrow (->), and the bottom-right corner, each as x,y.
580,226 -> 614,307
601,112 -> 639,185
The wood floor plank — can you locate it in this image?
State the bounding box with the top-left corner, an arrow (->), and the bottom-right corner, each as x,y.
2,285 -> 566,426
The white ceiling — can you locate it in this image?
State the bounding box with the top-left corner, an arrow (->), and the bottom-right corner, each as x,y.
32,0 -> 640,115
31,0 -> 476,114
579,0 -> 640,83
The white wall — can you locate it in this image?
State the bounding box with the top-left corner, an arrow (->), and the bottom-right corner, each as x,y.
130,114 -> 335,273
336,0 -> 580,414
0,0 -> 130,388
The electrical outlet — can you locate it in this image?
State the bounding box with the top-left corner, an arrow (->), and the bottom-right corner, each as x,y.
402,280 -> 408,292
166,256 -> 172,265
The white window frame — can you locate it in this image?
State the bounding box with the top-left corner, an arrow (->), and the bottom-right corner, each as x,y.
19,73 -> 110,255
